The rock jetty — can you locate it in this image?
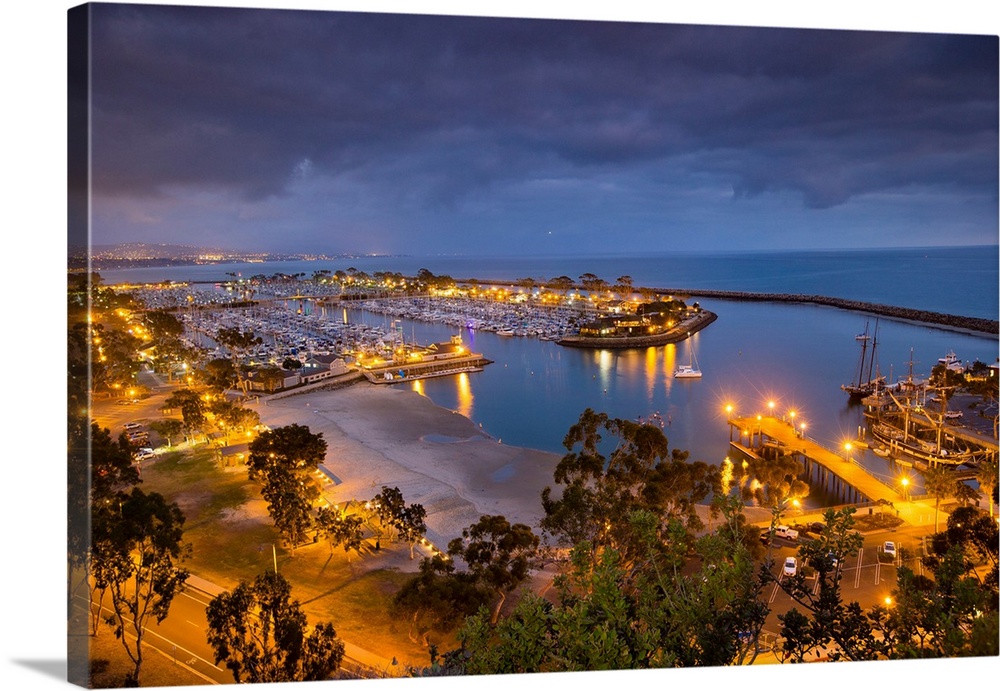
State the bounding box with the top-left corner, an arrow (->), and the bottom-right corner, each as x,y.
658,290 -> 998,336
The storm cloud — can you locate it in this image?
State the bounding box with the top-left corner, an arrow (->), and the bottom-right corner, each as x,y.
81,4 -> 998,254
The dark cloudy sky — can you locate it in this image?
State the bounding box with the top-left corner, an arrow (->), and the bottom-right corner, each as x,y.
76,2 -> 999,256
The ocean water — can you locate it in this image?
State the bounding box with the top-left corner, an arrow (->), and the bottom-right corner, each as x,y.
96,245 -> 999,319
99,247 -> 999,507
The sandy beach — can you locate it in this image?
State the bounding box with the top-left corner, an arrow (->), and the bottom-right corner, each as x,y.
255,383 -> 563,549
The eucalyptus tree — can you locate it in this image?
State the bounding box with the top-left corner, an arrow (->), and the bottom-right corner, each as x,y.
97,488 -> 189,686
162,388 -> 206,441
392,554 -> 489,648
247,424 -> 327,547
447,514 -> 540,625
540,408 -> 719,567
206,571 -> 345,683
440,497 -> 770,674
315,507 -> 365,561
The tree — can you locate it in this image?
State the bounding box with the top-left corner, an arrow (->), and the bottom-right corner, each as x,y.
775,507 -> 870,661
924,465 -> 959,531
392,554 -> 490,648
448,515 -> 540,624
436,497 -> 771,674
255,365 -> 287,393
206,571 -> 345,683
398,504 -> 429,559
148,418 -> 183,448
940,505 -> 999,593
738,450 -> 809,509
248,424 -> 327,547
162,388 -> 206,441
615,275 -> 634,295
216,327 -> 263,394
976,456 -> 998,518
540,409 -> 718,565
371,486 -> 407,540
315,507 -> 365,561
75,424 -> 142,635
143,310 -> 184,340
96,488 -> 189,686
201,357 -> 238,393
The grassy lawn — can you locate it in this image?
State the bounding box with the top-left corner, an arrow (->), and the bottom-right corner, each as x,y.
139,446 -> 439,670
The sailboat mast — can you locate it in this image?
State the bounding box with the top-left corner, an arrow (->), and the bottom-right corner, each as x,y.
865,319 -> 879,384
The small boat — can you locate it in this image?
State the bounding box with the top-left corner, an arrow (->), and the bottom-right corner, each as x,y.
674,344 -> 702,378
673,364 -> 702,379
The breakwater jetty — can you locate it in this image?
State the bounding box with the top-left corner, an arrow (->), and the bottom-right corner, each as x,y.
660,289 -> 997,336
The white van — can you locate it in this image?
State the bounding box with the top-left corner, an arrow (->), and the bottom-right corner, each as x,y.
774,525 -> 799,541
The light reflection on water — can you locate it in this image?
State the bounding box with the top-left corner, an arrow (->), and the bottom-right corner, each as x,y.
320,301 -> 996,508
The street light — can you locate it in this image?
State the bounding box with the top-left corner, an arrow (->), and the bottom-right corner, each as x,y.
901,477 -> 910,502
844,442 -> 853,462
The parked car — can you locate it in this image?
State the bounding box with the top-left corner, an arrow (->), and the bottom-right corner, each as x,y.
124,422 -> 143,430
883,541 -> 897,559
783,557 -> 798,577
774,525 -> 799,541
759,529 -> 771,545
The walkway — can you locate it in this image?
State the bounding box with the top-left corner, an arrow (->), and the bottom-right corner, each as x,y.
729,415 -> 939,527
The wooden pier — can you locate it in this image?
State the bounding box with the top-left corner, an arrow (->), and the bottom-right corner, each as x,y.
728,416 -> 907,505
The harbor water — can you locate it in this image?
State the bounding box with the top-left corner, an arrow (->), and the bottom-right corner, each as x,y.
100,247 -> 999,507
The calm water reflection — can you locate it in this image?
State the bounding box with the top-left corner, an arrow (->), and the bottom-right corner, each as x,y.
318,300 -> 996,508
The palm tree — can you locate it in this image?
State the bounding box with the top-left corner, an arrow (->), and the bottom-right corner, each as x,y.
923,464 -> 957,532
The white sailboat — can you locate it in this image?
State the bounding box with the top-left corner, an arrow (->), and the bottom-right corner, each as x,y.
674,343 -> 702,378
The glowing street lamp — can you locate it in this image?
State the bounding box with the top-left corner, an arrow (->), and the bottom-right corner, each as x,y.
844,442 -> 853,462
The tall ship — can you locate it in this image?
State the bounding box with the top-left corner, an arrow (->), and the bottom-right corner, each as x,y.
862,351 -> 990,468
841,319 -> 885,399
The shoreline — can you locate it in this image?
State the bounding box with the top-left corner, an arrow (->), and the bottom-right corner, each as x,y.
254,382 -> 775,548
255,383 -> 564,548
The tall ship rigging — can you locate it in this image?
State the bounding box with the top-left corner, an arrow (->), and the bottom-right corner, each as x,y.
841,319 -> 885,399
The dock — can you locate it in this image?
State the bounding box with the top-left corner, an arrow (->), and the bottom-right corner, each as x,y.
361,353 -> 493,384
728,415 -> 907,505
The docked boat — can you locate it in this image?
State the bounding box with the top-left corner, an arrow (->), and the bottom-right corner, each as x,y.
842,319 -> 885,398
937,350 -> 965,373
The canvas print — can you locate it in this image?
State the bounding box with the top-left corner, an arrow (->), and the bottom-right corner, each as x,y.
67,2 -> 999,688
